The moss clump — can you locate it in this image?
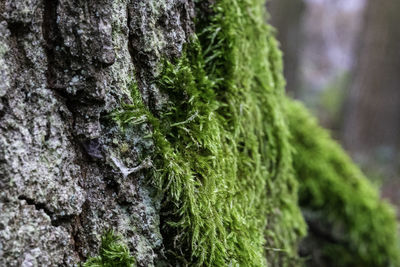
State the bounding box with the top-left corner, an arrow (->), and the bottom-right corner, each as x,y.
113,0 -> 305,266
286,99 -> 400,267
83,230 -> 135,267
110,0 -> 400,266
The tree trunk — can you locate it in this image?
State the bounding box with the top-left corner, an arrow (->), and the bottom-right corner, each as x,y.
1,0 -> 398,266
342,0 -> 400,203
0,0 -> 194,265
0,0 -> 307,265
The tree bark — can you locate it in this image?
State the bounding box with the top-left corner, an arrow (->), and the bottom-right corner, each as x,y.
0,0 -> 193,265
1,1 -> 400,266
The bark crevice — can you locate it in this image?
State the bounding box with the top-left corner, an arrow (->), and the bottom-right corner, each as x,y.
18,195 -> 76,227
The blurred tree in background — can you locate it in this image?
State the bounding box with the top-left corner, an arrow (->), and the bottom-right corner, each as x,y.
269,0 -> 365,131
267,0 -> 305,96
342,0 -> 400,208
269,0 -> 400,212
269,0 -> 400,264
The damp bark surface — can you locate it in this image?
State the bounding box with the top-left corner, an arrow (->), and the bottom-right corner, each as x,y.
0,0 -> 194,266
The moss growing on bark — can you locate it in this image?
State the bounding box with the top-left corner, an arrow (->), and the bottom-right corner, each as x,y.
109,0 -> 400,266
286,99 -> 400,267
83,230 -> 135,267
113,0 -> 305,266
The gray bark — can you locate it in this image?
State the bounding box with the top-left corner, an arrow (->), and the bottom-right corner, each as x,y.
0,0 -> 194,266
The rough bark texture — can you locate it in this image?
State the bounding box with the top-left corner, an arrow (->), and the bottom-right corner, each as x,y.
0,0 -> 194,265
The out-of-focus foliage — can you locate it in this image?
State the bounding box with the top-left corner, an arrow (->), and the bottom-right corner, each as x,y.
286,99 -> 400,267
319,72 -> 349,126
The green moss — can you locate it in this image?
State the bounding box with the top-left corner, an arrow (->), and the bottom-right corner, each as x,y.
83,230 -> 135,267
109,0 -> 400,266
286,99 -> 400,267
113,0 -> 305,266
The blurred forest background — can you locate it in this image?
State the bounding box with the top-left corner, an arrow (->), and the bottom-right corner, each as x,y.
268,0 -> 400,213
